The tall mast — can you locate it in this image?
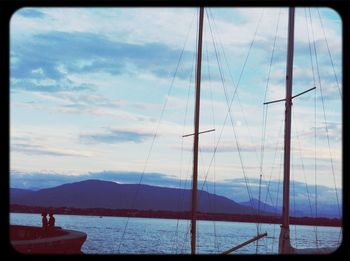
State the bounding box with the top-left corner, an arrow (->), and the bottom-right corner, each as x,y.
279,7 -> 295,254
191,6 -> 204,255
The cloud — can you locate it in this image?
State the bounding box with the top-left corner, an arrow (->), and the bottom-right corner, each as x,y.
11,131 -> 94,159
13,90 -> 160,123
12,143 -> 90,157
298,122 -> 342,143
10,31 -> 193,93
11,78 -> 93,93
80,129 -> 154,144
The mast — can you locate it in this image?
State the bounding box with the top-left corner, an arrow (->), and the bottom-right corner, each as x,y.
279,7 -> 295,254
191,6 -> 204,255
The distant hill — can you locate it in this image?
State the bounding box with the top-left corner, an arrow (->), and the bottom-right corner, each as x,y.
239,198 -> 280,215
10,179 -> 272,215
239,198 -> 341,218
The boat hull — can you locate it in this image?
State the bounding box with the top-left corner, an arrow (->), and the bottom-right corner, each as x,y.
10,225 -> 87,254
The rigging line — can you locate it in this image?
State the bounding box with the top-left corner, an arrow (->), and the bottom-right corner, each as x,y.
197,139 -> 221,251
260,7 -> 282,174
262,118 -> 284,212
291,151 -> 297,248
200,8 -> 264,184
199,147 -> 220,249
308,8 -> 320,248
209,9 -> 262,165
193,40 -> 221,249
309,8 -> 341,223
176,157 -> 194,254
292,109 -> 318,241
179,218 -> 192,254
257,104 -> 268,240
304,9 -> 317,87
256,22 -> 278,224
265,123 -> 284,206
204,25 -> 219,252
191,9 -> 266,243
194,9 -> 263,245
316,8 -> 342,99
116,11 -> 196,253
172,39 -> 197,254
258,9 -> 281,222
203,8 -> 265,215
224,9 -> 265,90
209,7 -> 266,175
175,142 -> 194,253
305,8 -> 319,247
206,12 -> 261,231
207,14 -> 260,231
195,147 -> 210,246
257,117 -> 283,253
175,11 -> 200,254
271,152 -> 284,253
179,9 -> 201,254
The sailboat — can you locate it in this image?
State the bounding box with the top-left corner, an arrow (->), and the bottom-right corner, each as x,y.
273,7 -> 338,255
188,7 -> 267,255
188,6 -> 340,255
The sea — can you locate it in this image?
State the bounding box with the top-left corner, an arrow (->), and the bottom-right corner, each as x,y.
10,213 -> 342,254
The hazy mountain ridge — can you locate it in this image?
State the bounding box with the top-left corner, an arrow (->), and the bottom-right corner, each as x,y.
10,179 -> 268,215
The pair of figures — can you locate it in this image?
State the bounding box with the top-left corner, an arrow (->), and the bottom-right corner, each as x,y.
42,212 -> 55,229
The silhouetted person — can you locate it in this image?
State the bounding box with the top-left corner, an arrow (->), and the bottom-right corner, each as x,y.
48,213 -> 55,228
42,212 -> 48,229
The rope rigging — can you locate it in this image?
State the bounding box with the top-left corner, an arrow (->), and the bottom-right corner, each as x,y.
209,9 -> 262,167
172,30 -> 197,254
316,9 -> 342,100
304,7 -> 321,247
209,9 -> 269,253
308,7 -> 341,226
204,22 -> 220,252
291,148 -> 298,247
292,110 -> 318,244
256,9 -> 282,253
116,11 -> 197,253
184,8 -> 268,253
309,8 -> 342,246
197,8 -> 265,219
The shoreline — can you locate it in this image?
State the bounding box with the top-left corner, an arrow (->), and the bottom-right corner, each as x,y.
10,204 -> 342,227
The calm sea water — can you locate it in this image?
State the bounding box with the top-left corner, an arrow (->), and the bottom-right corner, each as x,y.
10,213 -> 342,254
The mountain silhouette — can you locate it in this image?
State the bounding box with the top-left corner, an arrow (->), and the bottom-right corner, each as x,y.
11,179 -> 270,215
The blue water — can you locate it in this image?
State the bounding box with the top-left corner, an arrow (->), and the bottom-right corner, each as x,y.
10,213 -> 342,254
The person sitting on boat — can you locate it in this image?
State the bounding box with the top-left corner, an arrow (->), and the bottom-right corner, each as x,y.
48,212 -> 56,228
41,212 -> 48,229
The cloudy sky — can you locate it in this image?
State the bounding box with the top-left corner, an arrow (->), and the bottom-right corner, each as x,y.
10,7 -> 342,205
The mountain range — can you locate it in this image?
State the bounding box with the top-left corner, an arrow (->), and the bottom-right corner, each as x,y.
10,179 -> 270,215
10,179 -> 341,218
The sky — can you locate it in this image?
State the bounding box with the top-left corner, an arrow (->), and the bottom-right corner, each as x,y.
10,7 -> 342,206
